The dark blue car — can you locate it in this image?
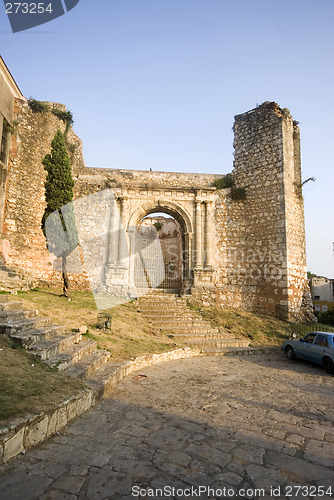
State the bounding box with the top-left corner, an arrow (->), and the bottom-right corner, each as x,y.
282,332 -> 334,373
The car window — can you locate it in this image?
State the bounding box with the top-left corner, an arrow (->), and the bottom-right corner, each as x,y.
303,333 -> 317,344
314,334 -> 326,346
323,336 -> 329,348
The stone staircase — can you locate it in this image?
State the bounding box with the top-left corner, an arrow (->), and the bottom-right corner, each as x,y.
0,290 -> 249,400
0,296 -> 111,382
138,290 -> 249,353
0,262 -> 31,292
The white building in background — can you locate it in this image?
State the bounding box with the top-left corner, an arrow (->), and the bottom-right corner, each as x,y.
311,276 -> 334,312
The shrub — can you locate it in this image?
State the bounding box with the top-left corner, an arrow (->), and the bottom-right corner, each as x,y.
2,118 -> 17,134
51,108 -> 74,126
213,174 -> 234,189
28,98 -> 48,113
231,187 -> 247,201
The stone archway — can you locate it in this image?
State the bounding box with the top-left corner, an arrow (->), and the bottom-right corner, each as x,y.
136,214 -> 183,292
127,202 -> 194,295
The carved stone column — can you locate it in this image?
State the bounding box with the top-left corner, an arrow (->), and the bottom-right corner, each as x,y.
117,196 -> 129,266
195,201 -> 202,268
108,199 -> 117,266
127,229 -> 137,297
183,231 -> 193,293
205,201 -> 214,268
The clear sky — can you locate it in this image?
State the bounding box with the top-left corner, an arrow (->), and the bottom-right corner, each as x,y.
1,0 -> 333,277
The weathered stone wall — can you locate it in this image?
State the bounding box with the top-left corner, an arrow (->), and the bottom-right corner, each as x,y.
0,97 -> 311,320
190,102 -> 310,320
0,64 -> 21,237
1,99 -> 88,288
229,102 -> 307,319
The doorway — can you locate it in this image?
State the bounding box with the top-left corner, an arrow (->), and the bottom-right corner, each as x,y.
135,212 -> 183,292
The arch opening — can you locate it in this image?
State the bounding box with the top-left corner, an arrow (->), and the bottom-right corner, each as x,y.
133,207 -> 192,293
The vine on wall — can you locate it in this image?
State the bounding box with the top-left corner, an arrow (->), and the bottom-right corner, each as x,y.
213,173 -> 247,201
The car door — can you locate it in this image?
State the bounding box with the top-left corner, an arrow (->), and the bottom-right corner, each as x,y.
296,333 -> 317,361
310,334 -> 328,365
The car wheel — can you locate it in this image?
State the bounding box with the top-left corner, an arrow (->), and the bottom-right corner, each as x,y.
323,357 -> 334,374
286,345 -> 296,360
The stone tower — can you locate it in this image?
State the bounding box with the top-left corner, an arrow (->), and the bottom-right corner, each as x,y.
231,102 -> 309,320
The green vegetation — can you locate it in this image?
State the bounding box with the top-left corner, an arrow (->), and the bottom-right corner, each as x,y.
41,131 -> 77,297
1,286 -> 313,424
14,288 -> 182,360
2,117 -> 17,134
187,299 -> 291,345
307,271 -> 318,279
28,98 -> 74,134
51,108 -> 74,134
28,98 -> 48,113
0,335 -> 84,424
314,310 -> 334,327
231,187 -> 247,201
51,108 -> 74,125
214,173 -> 247,201
213,173 -> 234,189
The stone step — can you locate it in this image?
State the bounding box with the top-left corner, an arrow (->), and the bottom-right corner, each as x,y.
188,339 -> 250,348
10,324 -> 68,348
171,332 -> 238,341
140,310 -> 198,317
0,299 -> 27,311
161,327 -> 219,335
140,309 -> 191,316
139,293 -> 183,298
0,309 -> 38,322
140,304 -> 200,311
45,339 -> 97,371
139,295 -> 183,300
0,281 -> 30,292
147,318 -> 210,327
0,317 -> 51,335
139,299 -> 185,306
63,350 -> 111,379
86,361 -> 126,399
201,345 -> 251,354
28,332 -> 82,361
0,269 -> 18,279
138,290 -> 180,296
147,319 -> 217,328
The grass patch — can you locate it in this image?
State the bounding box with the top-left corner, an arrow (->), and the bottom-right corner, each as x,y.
187,299 -> 291,346
0,287 -> 183,424
0,287 -> 294,424
0,335 -> 84,424
14,287 -> 182,361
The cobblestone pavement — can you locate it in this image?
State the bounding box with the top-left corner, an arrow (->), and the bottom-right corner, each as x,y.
0,352 -> 333,500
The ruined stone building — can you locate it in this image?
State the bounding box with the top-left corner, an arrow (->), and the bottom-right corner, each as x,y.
0,56 -> 312,320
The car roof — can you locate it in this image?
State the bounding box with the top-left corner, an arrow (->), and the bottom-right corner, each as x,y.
307,331 -> 334,336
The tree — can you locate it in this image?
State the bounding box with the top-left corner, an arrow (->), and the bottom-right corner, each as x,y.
41,130 -> 77,297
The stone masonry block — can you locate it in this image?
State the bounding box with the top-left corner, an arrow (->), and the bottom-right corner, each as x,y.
25,415 -> 49,448
47,409 -> 58,437
3,427 -> 25,462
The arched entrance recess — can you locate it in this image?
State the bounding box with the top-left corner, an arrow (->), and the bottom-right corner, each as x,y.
128,202 -> 193,294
